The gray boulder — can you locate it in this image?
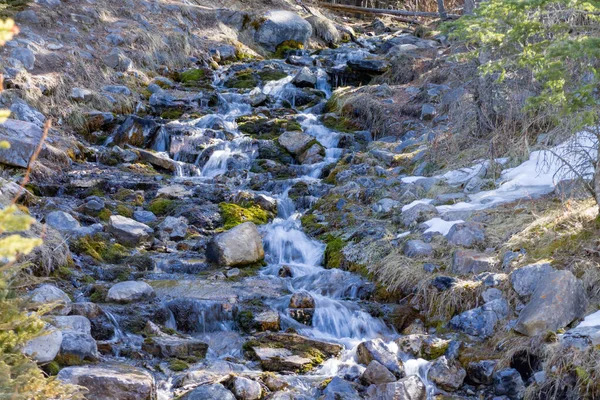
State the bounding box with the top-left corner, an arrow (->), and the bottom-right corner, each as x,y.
278,130 -> 314,156
9,100 -> 45,127
298,143 -> 325,164
229,376 -> 262,400
46,211 -> 80,232
104,48 -> 133,71
11,47 -> 35,70
107,215 -> 153,246
494,368 -> 525,400
452,250 -> 496,275
372,198 -> 400,213
106,281 -> 155,303
30,284 -> 72,315
158,216 -> 188,240
0,119 -> 46,168
58,331 -> 99,365
446,222 -> 485,248
347,59 -> 390,74
510,262 -> 555,297
449,298 -> 509,338
206,222 -> 265,266
306,15 -> 341,47
102,85 -> 132,96
427,356 -> 466,391
357,339 -> 404,378
514,270 -> 587,336
401,203 -> 438,227
254,11 -> 312,52
403,240 -> 433,258
50,315 -> 92,335
466,360 -> 497,386
365,375 -> 426,400
23,328 -> 62,363
180,383 -> 235,400
58,363 -> 155,400
361,360 -> 397,385
133,210 -> 157,224
292,67 -> 317,88
322,377 -> 360,400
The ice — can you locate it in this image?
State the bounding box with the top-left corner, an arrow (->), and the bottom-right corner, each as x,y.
401,199 -> 433,212
423,218 -> 464,235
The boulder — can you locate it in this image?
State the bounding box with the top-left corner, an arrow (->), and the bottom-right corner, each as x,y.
289,290 -> 315,325
322,377 -> 360,400
254,11 -> 313,52
180,383 -> 235,400
403,240 -> 433,258
466,360 -> 497,386
292,67 -> 317,88
372,198 -> 400,213
110,116 -> 159,148
23,328 -> 62,363
514,270 -> 587,336
446,222 -> 485,248
347,59 -> 390,74
57,331 -> 99,365
361,360 -> 397,385
135,148 -> 177,172
229,376 -> 262,400
46,211 -> 80,232
142,336 -> 208,359
206,222 -> 265,266
30,284 -> 72,315
306,15 -> 341,47
494,368 -> 525,400
254,310 -> 281,331
133,210 -> 157,224
11,47 -> 35,70
104,48 -> 133,71
0,119 -> 47,168
298,143 -> 325,164
452,250 -> 496,275
357,339 -> 404,378
449,298 -> 509,338
50,316 -> 92,335
365,375 -> 426,400
158,216 -> 188,240
102,85 -> 132,96
107,215 -> 153,246
427,356 -> 466,391
510,262 -> 555,297
278,130 -> 314,156
401,203 -> 438,227
106,281 -> 155,303
58,363 -> 155,400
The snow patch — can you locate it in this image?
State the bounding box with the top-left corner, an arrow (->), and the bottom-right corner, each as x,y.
576,310 -> 600,328
401,199 -> 433,212
423,218 -> 464,235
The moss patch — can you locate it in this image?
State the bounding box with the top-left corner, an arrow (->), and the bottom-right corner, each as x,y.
258,70 -> 288,82
225,70 -> 258,89
147,198 -> 175,216
70,234 -> 130,264
324,235 -> 345,269
160,109 -> 184,120
115,204 -> 134,218
322,115 -> 360,133
168,359 -> 189,372
219,202 -> 271,230
274,40 -> 304,58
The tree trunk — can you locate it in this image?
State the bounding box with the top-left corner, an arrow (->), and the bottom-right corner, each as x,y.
437,0 -> 447,19
463,0 -> 475,14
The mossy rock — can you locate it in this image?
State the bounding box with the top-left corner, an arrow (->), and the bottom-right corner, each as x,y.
70,234 -> 130,264
324,235 -> 345,269
160,109 -> 184,120
258,70 -> 288,82
168,359 -> 189,372
176,68 -> 211,88
115,204 -> 134,218
322,115 -> 361,133
274,40 -> 304,59
219,202 -> 271,230
147,198 -> 176,216
225,70 -> 258,89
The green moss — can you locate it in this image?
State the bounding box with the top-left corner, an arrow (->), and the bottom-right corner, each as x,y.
147,198 -> 175,216
225,71 -> 259,89
70,234 -> 129,263
115,204 -> 134,218
160,109 -> 184,120
324,235 -> 344,269
322,115 -> 360,133
258,70 -> 288,82
169,359 -> 189,372
178,68 -> 208,86
52,266 -> 73,279
274,40 -> 304,58
287,120 -> 302,131
236,310 -> 256,333
0,0 -> 31,18
96,208 -> 111,222
82,275 -> 95,284
89,285 -> 107,303
219,202 -> 270,230
300,214 -> 325,236
43,361 -> 60,376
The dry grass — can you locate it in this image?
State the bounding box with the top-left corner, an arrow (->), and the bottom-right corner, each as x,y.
411,277 -> 484,322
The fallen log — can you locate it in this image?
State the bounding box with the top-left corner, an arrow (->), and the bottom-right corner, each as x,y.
318,2 -> 460,19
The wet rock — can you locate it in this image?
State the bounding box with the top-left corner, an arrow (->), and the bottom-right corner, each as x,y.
289,290 -> 315,325
278,130 -> 315,156
452,250 -> 496,275
70,302 -> 115,340
107,215 -> 154,246
427,356 -> 466,391
206,222 -> 265,266
58,363 -> 155,400
264,374 -> 288,391
228,376 -> 262,400
466,360 -> 497,386
106,281 -> 155,303
23,327 -> 62,363
401,203 -> 438,227
446,222 -> 486,248
158,216 -> 188,240
494,368 -> 525,400
180,383 -> 235,400
57,331 -> 99,365
514,270 -> 587,336
292,67 -> 317,88
136,148 -> 177,171
30,284 -> 72,315
254,310 -> 281,331
322,377 -> 360,400
142,336 -> 208,359
298,143 -> 325,164
347,59 -> 390,74
357,339 -> 404,378
510,262 -> 555,297
133,210 -> 157,224
365,375 -> 426,400
306,15 -> 340,47
254,10 -> 313,52
403,240 -> 433,258
46,211 -> 80,231
157,184 -> 192,199
361,360 -> 397,385
449,298 -> 509,338
110,116 -> 159,148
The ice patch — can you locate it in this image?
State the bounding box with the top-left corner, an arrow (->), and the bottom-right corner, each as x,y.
401,199 -> 433,212
423,218 -> 464,235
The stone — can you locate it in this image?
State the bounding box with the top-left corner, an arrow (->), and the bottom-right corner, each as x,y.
494,368 -> 525,400
106,33 -> 124,45
466,360 -> 497,386
403,240 -> 433,258
254,310 -> 281,331
9,100 -> 45,127
510,262 -> 555,297
30,284 -> 72,315
136,148 -> 177,172
357,339 -> 404,378
180,383 -> 235,400
347,59 -> 390,74
372,198 -> 400,213
264,374 -> 288,391
206,222 -> 265,266
104,48 -> 133,71
298,143 -> 325,164
401,203 -> 438,227
23,328 -> 62,363
70,88 -> 94,102
361,360 -> 397,385
465,176 -> 484,193
142,336 -> 208,359
452,250 -> 496,275
427,356 -> 466,391
158,216 -> 188,240
46,211 -> 80,232
133,210 -> 157,224
306,15 -> 341,47
102,85 -> 131,96
58,331 -> 99,365
278,130 -> 315,156
83,196 -> 105,215
107,215 -> 153,246
514,270 -> 587,336
322,377 -> 360,400
229,376 -> 262,400
449,299 -> 509,338
292,67 -> 317,88
289,291 -> 315,308
58,364 -> 155,400
11,47 -> 35,70
156,184 -> 192,199
431,276 -> 457,291
50,316 -> 92,335
446,222 -> 486,248
420,104 -> 436,120
365,375 -> 426,400
110,116 -> 159,148
106,281 -> 155,303
482,288 -> 504,303
254,10 -> 313,52
0,119 -> 46,168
